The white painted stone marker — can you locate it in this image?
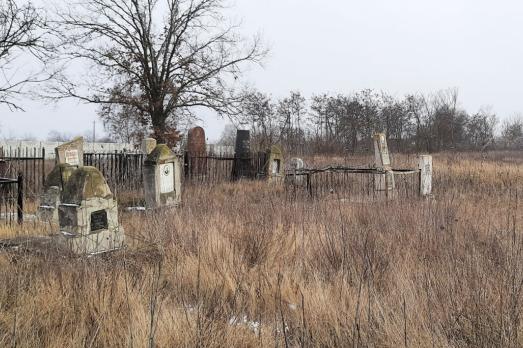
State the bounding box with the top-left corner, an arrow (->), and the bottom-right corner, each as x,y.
419,155 -> 433,196
373,133 -> 395,192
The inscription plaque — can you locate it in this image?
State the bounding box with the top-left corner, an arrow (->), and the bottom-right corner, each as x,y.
160,163 -> 174,193
90,210 -> 108,232
64,149 -> 80,166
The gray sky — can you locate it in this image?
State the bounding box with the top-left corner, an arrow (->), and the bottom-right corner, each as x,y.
3,0 -> 523,141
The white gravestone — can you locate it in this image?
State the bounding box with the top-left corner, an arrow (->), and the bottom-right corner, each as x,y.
143,144 -> 182,208
373,133 -> 395,192
419,155 -> 433,196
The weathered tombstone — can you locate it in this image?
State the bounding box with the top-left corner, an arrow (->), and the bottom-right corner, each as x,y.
37,164 -> 76,223
57,166 -> 124,254
141,138 -> 157,155
373,133 -> 395,193
419,155 -> 433,196
143,144 -> 182,208
232,130 -> 252,180
265,145 -> 284,182
55,136 -> 84,166
290,157 -> 305,185
187,127 -> 207,176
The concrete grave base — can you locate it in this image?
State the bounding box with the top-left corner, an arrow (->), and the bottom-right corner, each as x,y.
58,197 -> 124,255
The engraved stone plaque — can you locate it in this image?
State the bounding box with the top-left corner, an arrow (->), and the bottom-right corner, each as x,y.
160,163 -> 174,193
64,149 -> 80,166
90,209 -> 108,232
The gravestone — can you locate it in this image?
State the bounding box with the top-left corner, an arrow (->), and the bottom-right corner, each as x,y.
290,157 -> 305,185
266,145 -> 284,182
373,133 -> 395,193
57,166 -> 124,254
37,163 -> 76,223
141,138 -> 157,155
232,130 -> 252,180
55,136 -> 84,166
419,155 -> 433,196
187,127 -> 207,176
143,144 -> 182,208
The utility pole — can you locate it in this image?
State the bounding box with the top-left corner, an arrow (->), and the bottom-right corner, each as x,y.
92,120 -> 96,151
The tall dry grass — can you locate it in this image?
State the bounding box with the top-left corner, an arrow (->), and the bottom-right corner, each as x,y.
0,152 -> 522,347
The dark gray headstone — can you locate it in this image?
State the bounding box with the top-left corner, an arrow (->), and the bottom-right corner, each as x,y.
235,130 -> 251,157
232,130 -> 252,180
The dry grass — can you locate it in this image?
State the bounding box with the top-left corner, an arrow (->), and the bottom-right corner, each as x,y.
0,152 -> 522,347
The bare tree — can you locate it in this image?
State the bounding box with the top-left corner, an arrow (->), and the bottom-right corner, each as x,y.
0,0 -> 53,110
52,0 -> 266,145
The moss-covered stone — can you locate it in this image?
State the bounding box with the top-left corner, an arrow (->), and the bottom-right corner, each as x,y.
145,144 -> 175,165
44,163 -> 76,189
61,166 -> 113,204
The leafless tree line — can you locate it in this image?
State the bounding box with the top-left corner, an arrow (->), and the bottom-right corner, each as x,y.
229,88 -> 522,154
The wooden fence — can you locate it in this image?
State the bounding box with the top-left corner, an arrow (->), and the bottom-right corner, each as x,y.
0,174 -> 24,224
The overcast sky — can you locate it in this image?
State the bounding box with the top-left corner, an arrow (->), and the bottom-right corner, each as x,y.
3,0 -> 523,142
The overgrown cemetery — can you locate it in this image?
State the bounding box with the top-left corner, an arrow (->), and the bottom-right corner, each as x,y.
2,0 -> 523,346
3,126 -> 523,347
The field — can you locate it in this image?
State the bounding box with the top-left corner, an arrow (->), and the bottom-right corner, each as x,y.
0,152 -> 523,347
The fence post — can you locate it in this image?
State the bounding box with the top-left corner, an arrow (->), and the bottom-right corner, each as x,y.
17,172 -> 23,224
42,147 -> 46,187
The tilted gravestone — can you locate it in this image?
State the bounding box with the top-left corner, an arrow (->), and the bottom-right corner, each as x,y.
37,163 -> 76,223
57,166 -> 124,254
187,127 -> 207,176
38,138 -> 86,223
265,145 -> 284,183
143,144 -> 182,208
232,130 -> 252,180
55,136 -> 84,166
141,138 -> 157,155
419,155 -> 433,196
373,133 -> 395,193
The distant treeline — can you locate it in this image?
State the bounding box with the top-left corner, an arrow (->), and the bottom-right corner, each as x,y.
223,88 -> 523,154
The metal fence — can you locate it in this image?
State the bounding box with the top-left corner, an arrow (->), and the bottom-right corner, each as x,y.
184,152 -> 269,184
0,147 -> 46,199
0,174 -> 23,224
84,152 -> 145,195
285,166 -> 420,201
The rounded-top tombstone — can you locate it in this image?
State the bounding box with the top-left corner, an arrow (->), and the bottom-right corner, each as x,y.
58,166 -> 124,255
187,127 -> 206,155
61,166 -> 113,205
187,127 -> 207,176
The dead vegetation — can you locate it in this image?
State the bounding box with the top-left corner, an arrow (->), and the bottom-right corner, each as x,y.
0,152 -> 522,347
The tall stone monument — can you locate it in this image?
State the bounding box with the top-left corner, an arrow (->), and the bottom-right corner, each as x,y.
419,155 -> 433,196
232,130 -> 252,180
58,166 -> 124,254
143,144 -> 182,208
55,136 -> 84,166
265,145 -> 284,182
373,133 -> 395,193
187,127 -> 207,176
